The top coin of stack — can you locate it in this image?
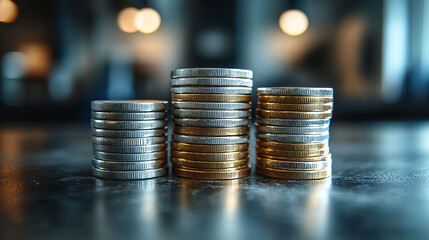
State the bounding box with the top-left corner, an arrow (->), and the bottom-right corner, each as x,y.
91,100 -> 169,180
171,68 -> 253,179
255,87 -> 334,180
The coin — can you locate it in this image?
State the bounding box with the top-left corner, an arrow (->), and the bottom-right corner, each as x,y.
171,77 -> 253,87
172,158 -> 248,169
172,109 -> 251,119
93,151 -> 166,161
91,111 -> 167,120
91,119 -> 167,130
257,87 -> 333,96
257,118 -> 330,127
172,101 -> 251,110
173,118 -> 250,127
92,166 -> 168,180
256,165 -> 331,179
173,126 -> 249,136
172,87 -> 252,95
256,124 -> 329,135
92,136 -> 167,146
256,109 -> 332,119
93,144 -> 166,153
256,140 -> 329,151
257,157 -> 331,170
91,100 -> 168,112
172,150 -> 249,161
171,68 -> 253,79
173,134 -> 249,145
172,142 -> 249,153
173,165 -> 251,180
91,128 -> 167,138
172,94 -> 251,102
257,147 -> 330,157
256,132 -> 329,143
92,159 -> 167,171
258,95 -> 333,104
257,102 -> 333,112
257,153 -> 332,162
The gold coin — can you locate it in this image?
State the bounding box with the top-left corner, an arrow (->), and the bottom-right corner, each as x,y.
173,126 -> 249,136
257,139 -> 329,151
173,165 -> 251,180
257,153 -> 332,162
172,94 -> 251,102
256,165 -> 331,179
172,150 -> 249,161
256,109 -> 332,119
172,158 -> 248,169
257,157 -> 331,170
171,141 -> 249,153
257,147 -> 329,157
259,95 -> 333,104
258,102 -> 333,112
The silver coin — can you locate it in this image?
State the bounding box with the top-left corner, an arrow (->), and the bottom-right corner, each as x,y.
257,158 -> 332,170
92,159 -> 167,171
257,118 -> 330,127
93,151 -> 167,161
256,124 -> 330,135
256,132 -> 330,143
91,111 -> 167,120
93,144 -> 166,153
171,87 -> 252,94
171,77 -> 253,87
91,128 -> 167,138
171,68 -> 253,79
172,109 -> 251,119
92,166 -> 167,180
91,119 -> 167,130
173,134 -> 249,145
91,100 -> 168,112
172,101 -> 251,110
92,136 -> 167,146
173,118 -> 250,127
257,87 -> 333,96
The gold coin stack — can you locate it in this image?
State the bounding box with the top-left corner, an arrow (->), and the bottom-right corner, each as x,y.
255,87 -> 334,179
170,68 -> 253,179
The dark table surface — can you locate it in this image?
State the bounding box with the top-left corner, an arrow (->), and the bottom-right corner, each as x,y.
0,122 -> 429,240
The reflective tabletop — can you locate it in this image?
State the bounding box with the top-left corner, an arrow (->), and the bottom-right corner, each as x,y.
1,122 -> 429,240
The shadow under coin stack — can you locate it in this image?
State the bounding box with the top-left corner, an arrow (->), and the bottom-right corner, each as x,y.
255,87 -> 333,179
170,68 -> 253,179
91,100 -> 168,180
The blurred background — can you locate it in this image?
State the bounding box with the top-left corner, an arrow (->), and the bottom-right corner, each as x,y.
0,0 -> 428,122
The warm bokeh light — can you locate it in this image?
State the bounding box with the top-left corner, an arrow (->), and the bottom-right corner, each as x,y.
18,43 -> 51,78
279,10 -> 309,36
135,8 -> 161,34
0,0 -> 18,23
117,7 -> 138,33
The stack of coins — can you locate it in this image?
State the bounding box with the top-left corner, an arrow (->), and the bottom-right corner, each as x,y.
255,87 -> 333,180
170,68 -> 253,179
91,100 -> 168,180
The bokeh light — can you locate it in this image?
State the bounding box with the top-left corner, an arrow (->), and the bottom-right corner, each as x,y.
135,8 -> 161,34
279,10 -> 309,36
117,7 -> 139,33
0,0 -> 18,24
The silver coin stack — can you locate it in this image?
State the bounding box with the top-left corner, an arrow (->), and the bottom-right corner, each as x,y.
170,68 -> 253,180
255,87 -> 334,180
91,100 -> 168,180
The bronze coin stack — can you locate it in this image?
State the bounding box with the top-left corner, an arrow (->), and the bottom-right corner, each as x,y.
170,68 -> 253,179
255,87 -> 333,179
